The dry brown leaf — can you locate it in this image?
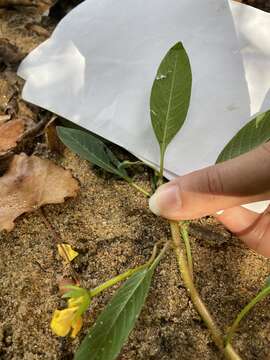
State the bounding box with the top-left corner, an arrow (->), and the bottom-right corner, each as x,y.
0,38 -> 24,65
45,116 -> 65,153
26,23 -> 50,37
0,154 -> 79,231
0,118 -> 25,153
17,101 -> 38,121
0,0 -> 55,13
0,10 -> 48,56
0,114 -> 11,124
0,0 -> 36,7
0,76 -> 16,112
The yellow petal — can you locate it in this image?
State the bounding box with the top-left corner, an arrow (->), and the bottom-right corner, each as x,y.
58,244 -> 79,262
51,308 -> 76,337
68,296 -> 84,309
70,316 -> 83,338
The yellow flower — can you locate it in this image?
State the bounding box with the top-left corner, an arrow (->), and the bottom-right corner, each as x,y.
68,296 -> 84,308
57,244 -> 79,263
70,316 -> 83,338
51,296 -> 85,338
51,308 -> 82,338
51,286 -> 91,338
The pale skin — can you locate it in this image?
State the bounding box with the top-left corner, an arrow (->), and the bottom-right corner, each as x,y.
149,142 -> 270,257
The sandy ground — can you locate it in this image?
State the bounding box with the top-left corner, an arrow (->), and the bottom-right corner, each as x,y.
0,1 -> 270,359
1,148 -> 270,359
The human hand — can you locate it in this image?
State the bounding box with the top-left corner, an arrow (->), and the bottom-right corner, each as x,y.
149,142 -> 270,257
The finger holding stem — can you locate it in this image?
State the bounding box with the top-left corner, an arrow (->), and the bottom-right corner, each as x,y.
129,176 -> 241,359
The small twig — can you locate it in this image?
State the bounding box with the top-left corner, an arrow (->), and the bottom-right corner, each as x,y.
33,260 -> 48,273
20,113 -> 52,139
39,208 -> 80,284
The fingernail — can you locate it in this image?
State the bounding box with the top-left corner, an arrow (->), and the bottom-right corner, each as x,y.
149,183 -> 182,217
216,210 -> 224,215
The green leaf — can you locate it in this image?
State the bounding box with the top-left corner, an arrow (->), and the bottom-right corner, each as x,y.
57,126 -> 130,180
74,255 -> 162,360
117,160 -> 143,170
62,286 -> 89,299
150,42 -> 192,174
265,276 -> 270,288
58,118 -> 110,144
216,110 -> 270,163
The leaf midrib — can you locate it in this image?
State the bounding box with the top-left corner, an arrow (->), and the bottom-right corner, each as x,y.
160,54 -> 179,156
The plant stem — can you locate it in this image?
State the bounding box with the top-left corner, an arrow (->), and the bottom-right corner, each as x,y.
119,160 -> 144,169
225,285 -> 270,347
159,150 -> 165,182
90,242 -> 169,297
179,221 -> 193,279
170,220 -> 241,360
130,182 -> 151,197
90,266 -> 144,297
126,176 -> 240,359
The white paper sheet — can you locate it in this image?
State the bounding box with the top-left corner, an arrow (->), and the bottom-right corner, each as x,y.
18,0 -> 270,213
231,1 -> 270,115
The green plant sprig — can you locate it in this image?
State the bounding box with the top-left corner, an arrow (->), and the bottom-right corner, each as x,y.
225,281 -> 270,347
89,242 -> 161,297
149,42 -> 240,359
74,242 -> 170,360
57,42 -> 241,360
57,42 -> 270,360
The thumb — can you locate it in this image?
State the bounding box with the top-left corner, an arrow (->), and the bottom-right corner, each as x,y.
149,143 -> 270,220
